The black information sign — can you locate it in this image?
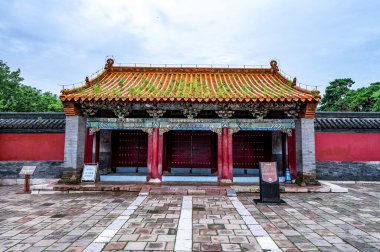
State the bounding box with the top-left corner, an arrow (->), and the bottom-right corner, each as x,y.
254,162 -> 286,204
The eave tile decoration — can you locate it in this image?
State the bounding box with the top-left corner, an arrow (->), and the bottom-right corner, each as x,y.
60,59 -> 320,104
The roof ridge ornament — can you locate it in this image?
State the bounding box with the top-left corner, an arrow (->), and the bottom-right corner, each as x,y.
105,57 -> 115,71
270,60 -> 279,73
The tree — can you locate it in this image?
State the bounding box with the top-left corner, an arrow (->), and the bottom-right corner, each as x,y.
0,60 -> 63,112
319,78 -> 354,111
319,79 -> 380,112
343,82 -> 380,112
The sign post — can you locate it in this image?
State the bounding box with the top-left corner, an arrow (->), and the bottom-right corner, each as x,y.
81,163 -> 98,182
19,166 -> 37,193
254,162 -> 286,204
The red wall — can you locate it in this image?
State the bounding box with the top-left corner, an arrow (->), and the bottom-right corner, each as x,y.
2,131 -> 379,162
0,133 -> 65,161
315,133 -> 380,161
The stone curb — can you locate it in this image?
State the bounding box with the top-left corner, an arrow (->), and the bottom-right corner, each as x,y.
29,182 -> 350,194
231,184 -> 335,193
319,181 -> 349,193
324,180 -> 380,185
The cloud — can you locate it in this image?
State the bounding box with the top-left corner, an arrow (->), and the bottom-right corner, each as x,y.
0,0 -> 379,94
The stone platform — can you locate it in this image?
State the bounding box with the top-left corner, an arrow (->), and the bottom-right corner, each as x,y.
30,181 -> 347,195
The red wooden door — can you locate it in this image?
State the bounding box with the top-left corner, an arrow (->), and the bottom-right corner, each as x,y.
168,131 -> 216,169
112,130 -> 148,167
233,131 -> 272,168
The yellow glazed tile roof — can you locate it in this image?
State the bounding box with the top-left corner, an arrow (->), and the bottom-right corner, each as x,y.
60,60 -> 320,103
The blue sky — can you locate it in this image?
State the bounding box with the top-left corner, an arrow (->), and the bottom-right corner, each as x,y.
0,0 -> 379,95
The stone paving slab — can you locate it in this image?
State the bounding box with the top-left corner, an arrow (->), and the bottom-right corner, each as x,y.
0,183 -> 379,251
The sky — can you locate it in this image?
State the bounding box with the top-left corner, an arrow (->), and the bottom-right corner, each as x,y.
0,0 -> 379,95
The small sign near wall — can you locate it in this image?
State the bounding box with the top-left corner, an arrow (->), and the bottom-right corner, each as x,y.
81,163 -> 98,182
19,166 -> 36,194
19,166 -> 36,175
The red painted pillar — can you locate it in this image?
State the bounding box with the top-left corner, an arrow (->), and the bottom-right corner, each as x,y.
151,128 -> 159,179
217,132 -> 223,181
282,133 -> 287,175
222,128 -> 229,179
84,128 -> 93,164
157,131 -> 164,180
147,131 -> 153,181
219,128 -> 233,182
288,129 -> 297,179
95,131 -> 100,163
228,132 -> 233,181
147,128 -> 162,182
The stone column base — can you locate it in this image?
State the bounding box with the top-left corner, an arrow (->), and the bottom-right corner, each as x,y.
147,178 -> 162,184
219,179 -> 233,184
295,172 -> 320,186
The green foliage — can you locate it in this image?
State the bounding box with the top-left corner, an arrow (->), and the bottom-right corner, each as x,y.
92,83 -> 102,95
111,88 -> 121,98
127,78 -> 159,97
311,90 -> 319,99
319,79 -> 380,112
371,86 -> 380,111
319,78 -> 354,111
0,60 -> 63,112
118,79 -> 125,88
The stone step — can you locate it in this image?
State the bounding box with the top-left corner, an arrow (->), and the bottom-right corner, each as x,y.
162,176 -> 218,182
234,176 -> 285,183
100,174 -> 146,182
149,186 -> 227,195
100,173 -> 285,183
115,167 -> 147,173
171,168 -> 212,175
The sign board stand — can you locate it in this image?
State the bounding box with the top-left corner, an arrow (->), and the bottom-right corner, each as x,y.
81,163 -> 98,183
254,162 -> 286,205
18,166 -> 37,194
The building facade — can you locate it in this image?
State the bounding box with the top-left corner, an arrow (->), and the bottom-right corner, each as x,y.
1,112 -> 380,182
58,58 -> 320,183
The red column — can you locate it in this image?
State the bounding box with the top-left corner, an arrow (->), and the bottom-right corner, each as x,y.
222,128 -> 229,179
282,133 -> 287,175
219,128 -> 233,182
95,131 -> 100,163
151,128 -> 159,179
84,128 -> 93,164
217,132 -> 223,181
157,131 -> 164,180
147,131 -> 153,181
147,128 -> 162,182
228,132 -> 233,181
287,129 -> 297,179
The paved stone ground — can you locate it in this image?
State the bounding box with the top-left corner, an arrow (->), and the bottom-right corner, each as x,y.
0,184 -> 379,251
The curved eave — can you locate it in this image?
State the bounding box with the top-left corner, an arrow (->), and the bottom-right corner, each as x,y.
60,95 -> 319,103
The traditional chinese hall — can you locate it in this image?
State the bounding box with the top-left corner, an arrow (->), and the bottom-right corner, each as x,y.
59,58 -> 320,183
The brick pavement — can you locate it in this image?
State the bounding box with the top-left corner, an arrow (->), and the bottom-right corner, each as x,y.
0,184 -> 379,251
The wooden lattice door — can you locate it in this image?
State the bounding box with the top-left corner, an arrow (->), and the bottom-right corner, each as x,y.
112,130 -> 148,168
233,131 -> 272,169
167,131 -> 216,169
